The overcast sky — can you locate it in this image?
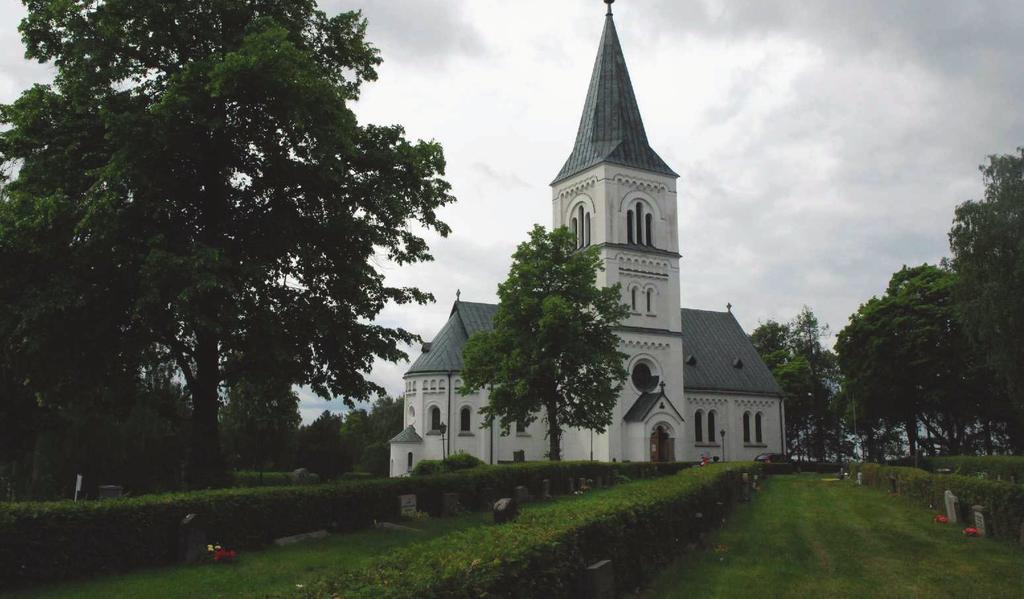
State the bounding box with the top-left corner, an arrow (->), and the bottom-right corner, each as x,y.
3,1 -> 1022,423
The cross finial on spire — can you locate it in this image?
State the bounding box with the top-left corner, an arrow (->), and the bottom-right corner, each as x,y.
726,302 -> 732,313
605,0 -> 614,17
456,289 -> 461,302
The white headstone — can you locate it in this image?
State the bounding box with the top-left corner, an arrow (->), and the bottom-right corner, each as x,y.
972,505 -> 987,537
399,494 -> 417,516
943,490 -> 959,523
856,472 -> 863,486
74,474 -> 83,501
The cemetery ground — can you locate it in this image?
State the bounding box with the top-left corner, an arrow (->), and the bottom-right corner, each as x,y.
641,474 -> 1024,599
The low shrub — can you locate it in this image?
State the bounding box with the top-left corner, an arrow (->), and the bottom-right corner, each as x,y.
412,452 -> 486,476
338,472 -> 375,481
762,463 -> 796,475
923,456 -> 1024,482
851,463 -> 1024,543
0,460 -> 670,587
292,463 -> 760,598
411,459 -> 445,476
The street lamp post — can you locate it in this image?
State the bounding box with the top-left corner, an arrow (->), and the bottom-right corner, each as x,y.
439,423 -> 448,460
720,429 -> 727,462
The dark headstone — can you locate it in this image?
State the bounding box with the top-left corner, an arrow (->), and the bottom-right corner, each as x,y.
493,498 -> 518,524
566,477 -> 575,494
442,492 -> 460,517
97,485 -> 123,500
582,559 -> 615,599
541,479 -> 551,499
888,474 -> 898,494
513,485 -> 530,504
177,513 -> 206,564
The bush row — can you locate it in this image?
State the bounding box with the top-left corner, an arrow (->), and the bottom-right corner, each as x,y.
922,456 -> 1024,482
230,471 -> 295,487
0,460 -> 684,587
292,462 -> 759,598
851,463 -> 1024,542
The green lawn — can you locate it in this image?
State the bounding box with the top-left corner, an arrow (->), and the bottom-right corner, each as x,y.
643,474 -> 1024,599
3,511 -> 492,599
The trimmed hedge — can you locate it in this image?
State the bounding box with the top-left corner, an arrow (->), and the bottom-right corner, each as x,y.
851,463 -> 1024,543
923,456 -> 1024,482
230,471 -> 295,488
0,460 -> 676,587
293,462 -> 759,598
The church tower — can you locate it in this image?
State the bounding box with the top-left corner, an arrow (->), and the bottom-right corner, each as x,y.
551,2 -> 685,462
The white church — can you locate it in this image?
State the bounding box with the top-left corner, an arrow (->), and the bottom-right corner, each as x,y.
389,5 -> 785,476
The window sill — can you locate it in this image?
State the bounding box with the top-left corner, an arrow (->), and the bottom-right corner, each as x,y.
744,443 -> 768,448
694,442 -> 720,448
458,432 -> 475,437
426,430 -> 442,436
516,433 -> 531,438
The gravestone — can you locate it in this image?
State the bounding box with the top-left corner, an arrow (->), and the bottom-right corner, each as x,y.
399,494 -> 417,517
740,473 -> 751,502
856,472 -> 863,486
442,493 -> 460,517
513,485 -> 530,504
566,477 -> 575,494
274,530 -> 328,546
972,505 -> 990,538
290,468 -> 319,485
943,490 -> 959,523
177,513 -> 206,564
541,479 -> 551,499
493,498 -> 518,524
888,474 -> 898,494
97,485 -> 123,500
582,559 -> 615,599
578,477 -> 587,491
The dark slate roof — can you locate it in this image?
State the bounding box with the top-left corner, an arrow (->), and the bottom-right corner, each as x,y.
553,13 -> 677,185
623,385 -> 685,422
681,308 -> 783,396
407,301 -> 782,397
406,302 -> 498,374
389,425 -> 423,444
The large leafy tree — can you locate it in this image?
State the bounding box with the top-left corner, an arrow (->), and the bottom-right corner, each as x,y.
949,149 -> 1024,445
836,264 -> 1003,457
459,226 -> 629,461
0,1 -> 453,486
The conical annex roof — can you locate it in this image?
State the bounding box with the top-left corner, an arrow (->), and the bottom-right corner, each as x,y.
553,11 -> 677,184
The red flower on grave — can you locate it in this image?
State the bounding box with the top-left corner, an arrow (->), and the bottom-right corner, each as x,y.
933,514 -> 949,524
962,527 -> 979,537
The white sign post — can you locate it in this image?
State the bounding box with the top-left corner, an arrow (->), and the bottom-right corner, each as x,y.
74,474 -> 83,502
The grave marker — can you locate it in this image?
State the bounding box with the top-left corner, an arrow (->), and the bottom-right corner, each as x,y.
399,494 -> 417,517
493,497 -> 518,524
541,479 -> 551,499
582,559 -> 615,599
513,485 -> 530,504
442,493 -> 460,517
943,490 -> 959,523
972,505 -> 990,538
177,513 -> 206,564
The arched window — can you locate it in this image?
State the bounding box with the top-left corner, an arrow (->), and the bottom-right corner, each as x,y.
694,410 -> 704,443
635,202 -> 644,245
407,451 -> 413,471
430,406 -> 441,432
460,406 -> 471,432
755,412 -> 763,443
630,287 -> 637,311
743,412 -> 751,443
708,411 -> 717,443
627,210 -> 634,244
571,217 -> 578,244
646,289 -> 653,313
645,213 -> 653,247
584,212 -> 591,247
577,205 -> 585,248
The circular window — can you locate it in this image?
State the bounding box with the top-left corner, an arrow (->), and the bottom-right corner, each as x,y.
631,362 -> 656,392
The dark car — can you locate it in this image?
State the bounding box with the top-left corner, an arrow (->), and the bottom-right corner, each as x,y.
754,453 -> 790,464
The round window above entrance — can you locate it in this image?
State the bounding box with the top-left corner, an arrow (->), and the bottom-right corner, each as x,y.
631,362 -> 657,392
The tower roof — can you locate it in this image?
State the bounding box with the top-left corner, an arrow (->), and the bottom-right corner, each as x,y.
553,10 -> 677,185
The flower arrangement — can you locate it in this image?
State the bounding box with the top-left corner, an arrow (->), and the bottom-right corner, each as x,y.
207,544 -> 239,563
933,514 -> 949,524
962,527 -> 979,537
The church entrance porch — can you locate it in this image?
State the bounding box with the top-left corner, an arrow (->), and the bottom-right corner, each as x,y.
649,424 -> 675,462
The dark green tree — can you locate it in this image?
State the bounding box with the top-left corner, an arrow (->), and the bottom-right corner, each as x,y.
949,148 -> 1024,447
295,410 -> 347,480
0,1 -> 453,486
221,379 -> 300,472
459,225 -> 629,461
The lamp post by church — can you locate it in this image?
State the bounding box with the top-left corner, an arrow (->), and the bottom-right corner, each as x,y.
439,423 -> 448,460
720,429 -> 727,462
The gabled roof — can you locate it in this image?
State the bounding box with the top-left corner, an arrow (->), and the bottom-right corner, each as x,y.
406,300 -> 782,398
623,385 -> 685,423
681,308 -> 783,396
389,425 -> 423,444
553,13 -> 677,185
406,301 -> 498,374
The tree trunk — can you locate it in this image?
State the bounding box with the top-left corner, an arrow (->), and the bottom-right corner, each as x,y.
186,330 -> 225,488
905,415 -> 918,457
545,402 -> 561,461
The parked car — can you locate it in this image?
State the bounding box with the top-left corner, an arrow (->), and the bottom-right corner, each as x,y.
754,453 -> 790,464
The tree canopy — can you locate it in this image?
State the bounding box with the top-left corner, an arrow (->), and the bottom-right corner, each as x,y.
0,1 -> 453,486
459,225 -> 629,461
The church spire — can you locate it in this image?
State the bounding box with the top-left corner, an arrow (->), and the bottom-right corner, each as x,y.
553,3 -> 677,184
